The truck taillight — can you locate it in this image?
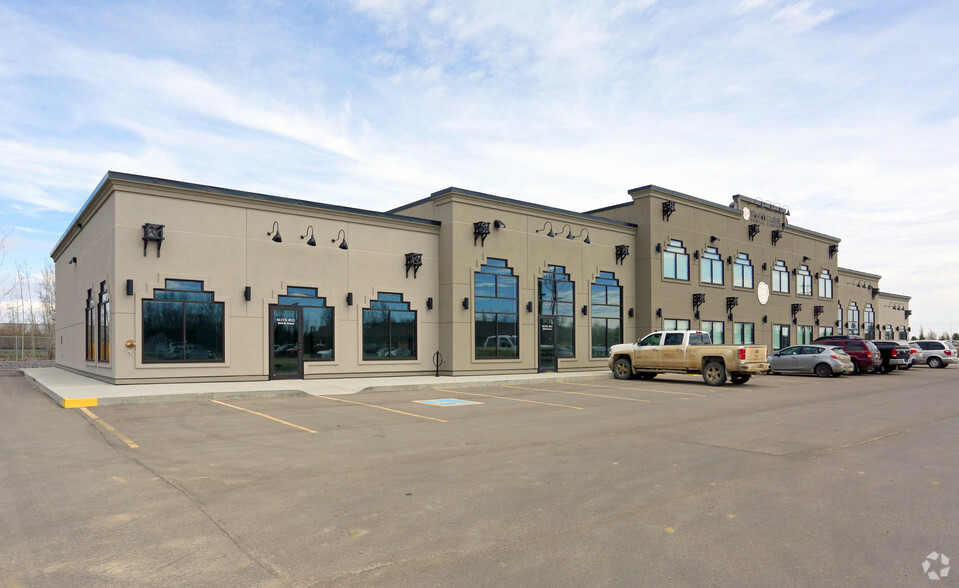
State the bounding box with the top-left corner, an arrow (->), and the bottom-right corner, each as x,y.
738,348 -> 746,360
865,352 -> 872,357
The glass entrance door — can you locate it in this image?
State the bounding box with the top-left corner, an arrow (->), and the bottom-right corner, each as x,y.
270,306 -> 302,379
538,316 -> 556,372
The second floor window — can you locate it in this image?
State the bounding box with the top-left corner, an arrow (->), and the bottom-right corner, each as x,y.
701,246 -> 723,285
664,239 -> 689,281
797,265 -> 812,296
733,253 -> 754,289
772,260 -> 789,293
818,269 -> 833,298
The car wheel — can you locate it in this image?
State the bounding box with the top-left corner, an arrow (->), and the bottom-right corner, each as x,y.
613,357 -> 633,380
815,363 -> 833,378
928,356 -> 943,369
703,361 -> 727,386
731,375 -> 751,385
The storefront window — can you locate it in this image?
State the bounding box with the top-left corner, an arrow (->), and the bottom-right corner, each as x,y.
773,324 -> 791,350
733,253 -> 754,289
278,287 -> 334,361
663,239 -> 689,281
143,279 -> 224,362
664,319 -> 690,331
798,325 -> 813,345
864,303 -> 875,337
847,301 -> 860,335
701,320 -> 724,344
733,322 -> 754,345
539,265 -> 575,356
818,326 -> 834,338
362,293 -> 417,360
475,258 -> 519,359
85,289 -> 95,361
591,271 -> 622,357
97,281 -> 110,363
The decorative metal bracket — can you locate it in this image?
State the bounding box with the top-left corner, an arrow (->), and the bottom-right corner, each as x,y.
871,286 -> 879,298
142,223 -> 165,257
405,252 -> 423,278
662,201 -> 676,222
905,309 -> 912,318
828,244 -> 838,259
726,297 -> 739,313
615,244 -> 630,265
748,224 -> 760,241
791,303 -> 802,316
813,305 -> 824,318
771,229 -> 783,246
692,293 -> 706,319
473,221 -> 490,246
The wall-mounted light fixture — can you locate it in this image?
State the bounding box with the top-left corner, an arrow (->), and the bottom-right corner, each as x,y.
581,305 -> 587,315
493,220 -> 506,229
791,268 -> 797,275
527,301 -> 533,312
473,221 -> 491,246
143,223 -> 165,256
561,224 -> 576,240
762,262 -> 767,271
577,228 -> 591,244
771,229 -> 783,246
244,286 -> 252,301
332,229 -> 348,250
346,292 -> 353,306
802,256 -> 810,263
727,256 -> 733,265
655,243 -> 662,253
834,276 -> 839,283
536,221 -> 555,238
629,308 -> 635,318
656,308 -> 662,318
748,224 -> 760,241
405,252 -> 423,278
300,225 -> 317,246
693,250 -> 699,260
662,200 -> 676,222
616,244 -> 630,265
126,279 -> 134,296
763,315 -> 768,324
267,221 -> 282,243
68,257 -> 77,265
710,235 -> 720,243
426,297 -> 433,310
462,297 -> 470,310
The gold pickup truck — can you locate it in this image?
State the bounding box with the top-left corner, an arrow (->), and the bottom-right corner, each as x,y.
608,330 -> 769,386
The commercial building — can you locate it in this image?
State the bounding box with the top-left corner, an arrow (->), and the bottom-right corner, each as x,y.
53,172 -> 912,383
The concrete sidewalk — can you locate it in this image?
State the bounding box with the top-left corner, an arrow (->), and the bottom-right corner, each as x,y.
19,367 -> 615,408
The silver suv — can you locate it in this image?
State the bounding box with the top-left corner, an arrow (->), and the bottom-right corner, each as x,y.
912,340 -> 958,368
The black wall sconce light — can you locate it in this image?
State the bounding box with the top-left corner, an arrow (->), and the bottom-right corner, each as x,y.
748,224 -> 760,241
577,228 -> 591,244
692,293 -> 706,319
662,200 -> 676,221
561,224 -> 576,240
405,252 -> 423,278
462,297 -> 470,310
473,221 -> 491,246
802,255 -> 810,263
616,244 -> 630,265
332,229 -> 348,250
68,256 -> 77,265
771,229 -> 783,246
142,223 -> 165,256
267,221 -> 282,243
762,262 -> 767,271
346,292 -> 353,306
244,286 -> 251,301
126,279 -> 134,296
835,320 -> 840,327
763,315 -> 768,324
426,297 -> 433,310
581,305 -> 588,315
727,255 -> 733,265
493,219 -> 506,229
693,250 -> 700,260
791,268 -> 797,275
300,225 -> 316,246
655,243 -> 662,253
527,301 -> 533,312
629,308 -> 635,318
828,244 -> 838,259
536,221 -> 555,238
834,276 -> 839,283
710,235 -> 720,243
656,308 -> 662,318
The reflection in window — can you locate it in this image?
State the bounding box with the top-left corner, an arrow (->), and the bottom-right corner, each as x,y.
143,279 -> 224,362
773,324 -> 791,350
664,319 -> 690,331
701,320 -> 724,344
279,286 -> 334,360
733,322 -> 755,345
798,325 -> 813,345
797,265 -> 812,296
540,265 -> 575,356
818,326 -> 834,338
475,258 -> 519,359
97,281 -> 110,363
701,246 -> 723,285
362,293 -> 417,360
847,301 -> 860,335
85,289 -> 95,361
663,239 -> 689,280
863,304 -> 875,337
591,271 -> 622,357
772,260 -> 789,293
838,303 -> 843,334
818,269 -> 833,298
733,253 -> 754,289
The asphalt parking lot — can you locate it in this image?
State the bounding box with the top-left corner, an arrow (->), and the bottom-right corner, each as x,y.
2,366 -> 958,586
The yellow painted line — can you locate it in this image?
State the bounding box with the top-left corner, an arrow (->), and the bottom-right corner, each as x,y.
63,397 -> 98,408
434,388 -> 583,410
500,384 -> 651,403
314,396 -> 447,423
573,381 -> 707,397
210,400 -> 317,433
80,407 -> 138,448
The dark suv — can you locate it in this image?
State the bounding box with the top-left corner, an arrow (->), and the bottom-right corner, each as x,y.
870,341 -> 910,373
814,338 -> 882,374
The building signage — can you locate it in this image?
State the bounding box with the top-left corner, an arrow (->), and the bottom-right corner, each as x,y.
742,206 -> 783,230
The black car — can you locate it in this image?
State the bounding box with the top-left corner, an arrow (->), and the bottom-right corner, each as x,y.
870,340 -> 910,373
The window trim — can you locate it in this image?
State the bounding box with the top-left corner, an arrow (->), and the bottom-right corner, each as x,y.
362,292 -> 418,361
141,279 -> 226,364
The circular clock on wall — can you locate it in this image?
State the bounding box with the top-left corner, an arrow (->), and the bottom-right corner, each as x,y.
757,281 -> 769,305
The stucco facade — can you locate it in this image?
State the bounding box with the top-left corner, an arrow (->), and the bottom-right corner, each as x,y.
53,172 -> 911,384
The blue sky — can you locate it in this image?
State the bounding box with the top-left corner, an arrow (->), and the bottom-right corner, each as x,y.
2,0 -> 958,334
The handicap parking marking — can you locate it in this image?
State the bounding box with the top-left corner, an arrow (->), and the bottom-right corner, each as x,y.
415,398 -> 483,407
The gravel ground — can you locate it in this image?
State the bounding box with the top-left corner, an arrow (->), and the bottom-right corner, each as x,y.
0,360 -> 55,370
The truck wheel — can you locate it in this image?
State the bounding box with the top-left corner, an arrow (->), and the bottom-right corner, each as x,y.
703,362 -> 727,386
731,374 -> 751,385
814,363 -> 832,378
613,357 -> 633,380
928,356 -> 943,369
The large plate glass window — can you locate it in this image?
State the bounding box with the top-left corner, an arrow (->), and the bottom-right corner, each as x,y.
863,304 -> 875,337
85,289 -> 95,361
772,260 -> 789,293
838,303 -> 843,334
798,325 -> 813,345
363,293 -> 417,360
733,322 -> 755,345
818,269 -> 833,298
664,318 -> 690,331
847,301 -> 860,335
818,326 -> 834,338
701,320 -> 724,344
663,239 -> 689,281
797,265 -> 812,297
97,281 -> 110,363
278,287 -> 335,361
701,246 -> 723,285
773,324 -> 791,350
733,253 -> 754,289
474,258 -> 519,359
590,271 -> 622,357
539,265 -> 575,357
142,279 -> 224,362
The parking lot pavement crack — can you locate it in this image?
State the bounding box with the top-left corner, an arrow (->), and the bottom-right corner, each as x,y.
317,549 -> 469,586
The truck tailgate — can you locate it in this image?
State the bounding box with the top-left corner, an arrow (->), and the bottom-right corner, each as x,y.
743,346 -> 767,362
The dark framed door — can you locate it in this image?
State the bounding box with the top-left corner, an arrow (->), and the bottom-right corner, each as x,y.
538,316 -> 557,373
270,306 -> 303,379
